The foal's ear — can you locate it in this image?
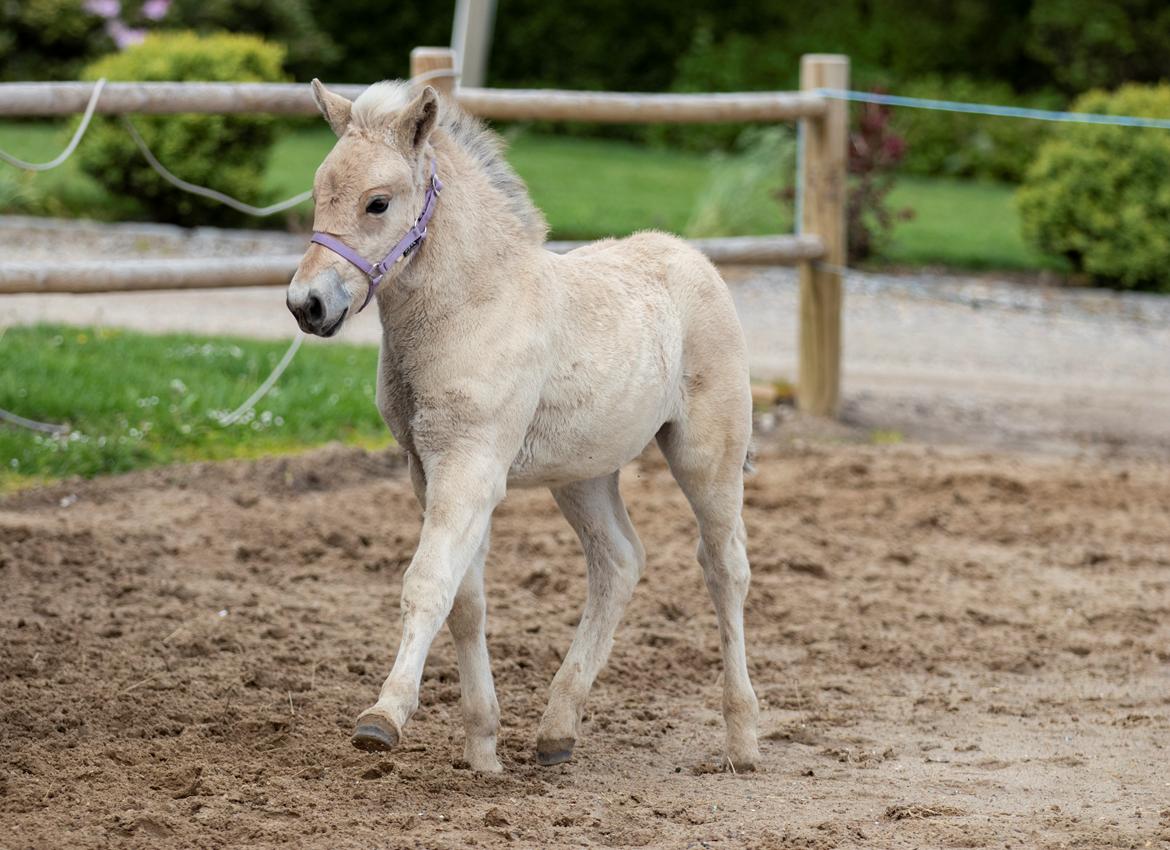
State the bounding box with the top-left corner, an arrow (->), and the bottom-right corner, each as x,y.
311,78 -> 352,137
393,86 -> 440,151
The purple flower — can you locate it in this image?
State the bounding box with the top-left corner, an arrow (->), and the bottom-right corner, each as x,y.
83,0 -> 121,18
141,0 -> 171,20
107,19 -> 146,49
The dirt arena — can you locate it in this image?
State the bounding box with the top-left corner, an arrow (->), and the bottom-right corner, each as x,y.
2,434 -> 1168,849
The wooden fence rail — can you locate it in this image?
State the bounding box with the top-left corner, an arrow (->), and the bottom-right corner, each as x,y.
0,236 -> 826,295
0,81 -> 826,123
0,46 -> 848,416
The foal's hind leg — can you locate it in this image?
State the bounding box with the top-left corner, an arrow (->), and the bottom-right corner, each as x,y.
536,472 -> 645,765
657,413 -> 761,771
446,532 -> 502,772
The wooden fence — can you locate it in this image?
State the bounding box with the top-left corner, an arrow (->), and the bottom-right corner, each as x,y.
0,47 -> 849,416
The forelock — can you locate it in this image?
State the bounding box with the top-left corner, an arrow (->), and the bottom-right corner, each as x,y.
350,81 -> 413,131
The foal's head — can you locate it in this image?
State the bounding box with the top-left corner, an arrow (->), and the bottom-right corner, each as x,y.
287,80 -> 440,337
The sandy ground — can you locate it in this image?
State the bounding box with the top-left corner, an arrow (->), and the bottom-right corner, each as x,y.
2,436 -> 1169,849
3,216 -> 1169,847
4,216 -> 1169,458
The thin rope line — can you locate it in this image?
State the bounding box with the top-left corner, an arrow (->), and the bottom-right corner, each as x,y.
0,407 -> 70,435
2,334 -> 305,436
818,88 -> 1170,130
121,117 -> 313,216
0,78 -> 107,171
217,333 -> 304,426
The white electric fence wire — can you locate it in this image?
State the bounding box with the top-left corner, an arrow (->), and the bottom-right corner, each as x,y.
819,88 -> 1170,130
1,334 -> 305,435
121,118 -> 313,216
0,407 -> 70,435
216,333 -> 304,426
0,78 -> 107,171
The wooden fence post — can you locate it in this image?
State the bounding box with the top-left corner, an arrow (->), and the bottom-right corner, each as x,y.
410,47 -> 457,96
797,54 -> 849,418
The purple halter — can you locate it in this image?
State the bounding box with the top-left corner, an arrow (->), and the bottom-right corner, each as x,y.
309,159 -> 443,312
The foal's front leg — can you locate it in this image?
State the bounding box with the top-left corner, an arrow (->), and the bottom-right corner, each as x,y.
352,457 -> 505,758
394,452 -> 502,772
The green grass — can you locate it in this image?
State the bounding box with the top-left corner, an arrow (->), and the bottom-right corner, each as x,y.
0,325 -> 389,489
264,128 -> 764,238
0,121 -> 114,216
886,176 -> 1061,271
0,120 -> 1063,271
507,134 -> 718,238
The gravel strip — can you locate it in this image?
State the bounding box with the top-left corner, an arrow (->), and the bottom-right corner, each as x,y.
0,214 -> 305,260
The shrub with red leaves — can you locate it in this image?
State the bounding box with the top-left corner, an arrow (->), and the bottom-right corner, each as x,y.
847,96 -> 914,262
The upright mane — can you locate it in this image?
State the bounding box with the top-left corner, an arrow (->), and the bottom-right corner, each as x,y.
351,81 -> 548,244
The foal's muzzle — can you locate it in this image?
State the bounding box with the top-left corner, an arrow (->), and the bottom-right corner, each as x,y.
287,290 -> 347,337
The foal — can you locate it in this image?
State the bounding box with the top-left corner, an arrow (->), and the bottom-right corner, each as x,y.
287,79 -> 761,773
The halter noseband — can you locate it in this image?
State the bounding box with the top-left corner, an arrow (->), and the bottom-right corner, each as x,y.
309,159 -> 443,312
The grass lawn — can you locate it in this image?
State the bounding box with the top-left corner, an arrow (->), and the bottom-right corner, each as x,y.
886,177 -> 1061,271
0,324 -> 388,489
0,121 -> 112,217
0,120 -> 1060,271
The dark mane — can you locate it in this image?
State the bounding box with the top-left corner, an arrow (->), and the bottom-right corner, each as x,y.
437,95 -> 548,244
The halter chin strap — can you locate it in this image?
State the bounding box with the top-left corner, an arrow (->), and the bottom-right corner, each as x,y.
309,159 -> 443,312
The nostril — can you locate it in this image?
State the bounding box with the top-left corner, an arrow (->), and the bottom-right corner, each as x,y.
306,294 -> 324,322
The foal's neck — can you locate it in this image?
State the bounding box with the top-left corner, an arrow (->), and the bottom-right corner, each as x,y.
376,135 -> 543,330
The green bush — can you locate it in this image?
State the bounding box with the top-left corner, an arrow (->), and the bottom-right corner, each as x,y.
892,76 -> 1065,181
76,31 -> 286,227
1017,84 -> 1170,292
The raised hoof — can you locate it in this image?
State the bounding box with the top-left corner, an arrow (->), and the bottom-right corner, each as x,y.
535,738 -> 575,766
352,712 -> 400,753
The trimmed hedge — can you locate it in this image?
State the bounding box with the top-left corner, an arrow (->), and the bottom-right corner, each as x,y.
76,32 -> 286,227
1017,84 -> 1170,292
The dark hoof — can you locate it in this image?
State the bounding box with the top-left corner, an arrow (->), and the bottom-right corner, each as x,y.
352,712 -> 399,753
535,739 -> 575,766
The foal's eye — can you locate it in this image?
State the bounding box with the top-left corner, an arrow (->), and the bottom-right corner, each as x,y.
366,196 -> 390,215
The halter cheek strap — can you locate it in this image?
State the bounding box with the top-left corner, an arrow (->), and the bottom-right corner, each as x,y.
310,159 -> 443,312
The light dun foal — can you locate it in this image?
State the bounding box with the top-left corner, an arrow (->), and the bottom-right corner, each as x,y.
286,79 -> 761,773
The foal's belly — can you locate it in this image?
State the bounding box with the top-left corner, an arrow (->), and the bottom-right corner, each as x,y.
506,411 -> 664,489
506,352 -> 682,489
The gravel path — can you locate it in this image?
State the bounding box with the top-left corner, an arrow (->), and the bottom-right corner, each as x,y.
3,216 -> 1168,456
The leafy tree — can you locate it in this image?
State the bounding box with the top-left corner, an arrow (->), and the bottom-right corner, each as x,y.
1027,0 -> 1170,93
0,0 -> 109,81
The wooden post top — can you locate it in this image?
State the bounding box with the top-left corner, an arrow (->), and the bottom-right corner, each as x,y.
410,47 -> 458,96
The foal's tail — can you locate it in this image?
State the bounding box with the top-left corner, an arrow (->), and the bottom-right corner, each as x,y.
743,441 -> 757,476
